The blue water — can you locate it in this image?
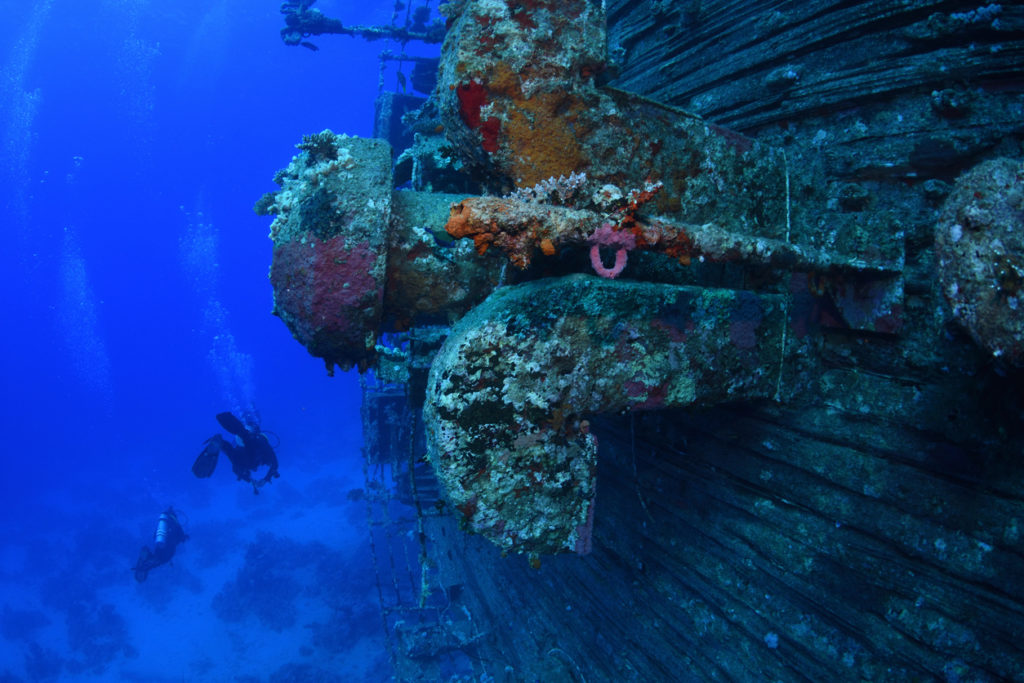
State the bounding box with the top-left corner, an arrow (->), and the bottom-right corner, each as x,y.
0,1 -> 418,678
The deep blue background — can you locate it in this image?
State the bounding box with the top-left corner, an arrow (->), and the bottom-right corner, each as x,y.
1,1 -> 433,677
1,0 -> 396,514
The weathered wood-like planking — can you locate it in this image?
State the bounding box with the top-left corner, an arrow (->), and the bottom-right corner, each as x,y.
416,396 -> 1023,680
608,0 -> 1024,133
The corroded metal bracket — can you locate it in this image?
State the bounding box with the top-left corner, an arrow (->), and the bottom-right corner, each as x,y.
424,275 -> 799,557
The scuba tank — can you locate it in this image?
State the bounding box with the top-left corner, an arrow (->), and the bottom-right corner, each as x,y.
154,507 -> 185,549
155,509 -> 174,547
133,507 -> 187,583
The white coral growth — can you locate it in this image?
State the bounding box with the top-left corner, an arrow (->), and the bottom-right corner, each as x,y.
506,172 -> 588,205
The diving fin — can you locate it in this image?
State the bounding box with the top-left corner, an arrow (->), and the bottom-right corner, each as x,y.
132,547 -> 152,583
191,436 -> 222,478
215,411 -> 249,437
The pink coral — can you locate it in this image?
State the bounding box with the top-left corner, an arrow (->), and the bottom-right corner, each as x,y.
587,222 -> 636,278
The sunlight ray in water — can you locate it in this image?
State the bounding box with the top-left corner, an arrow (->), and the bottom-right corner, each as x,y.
58,226 -> 114,405
180,206 -> 256,419
0,0 -> 53,248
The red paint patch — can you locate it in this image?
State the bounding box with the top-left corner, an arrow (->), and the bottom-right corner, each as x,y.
457,498 -> 478,521
511,8 -> 537,29
457,81 -> 487,129
456,81 -> 501,153
624,380 -> 667,408
480,117 -> 501,152
270,233 -> 380,356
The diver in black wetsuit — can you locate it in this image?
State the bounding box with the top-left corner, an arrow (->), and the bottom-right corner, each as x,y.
192,412 -> 280,494
132,507 -> 188,582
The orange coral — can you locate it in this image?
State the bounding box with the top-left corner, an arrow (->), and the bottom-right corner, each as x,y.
483,63 -> 589,187
445,200 -> 495,255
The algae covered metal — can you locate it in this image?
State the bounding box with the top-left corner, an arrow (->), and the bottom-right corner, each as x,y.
935,157 -> 1024,367
257,132 -> 503,373
424,275 -> 789,557
260,133 -> 392,372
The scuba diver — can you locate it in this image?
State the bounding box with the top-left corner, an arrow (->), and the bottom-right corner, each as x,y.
192,412 -> 280,494
132,507 -> 187,583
